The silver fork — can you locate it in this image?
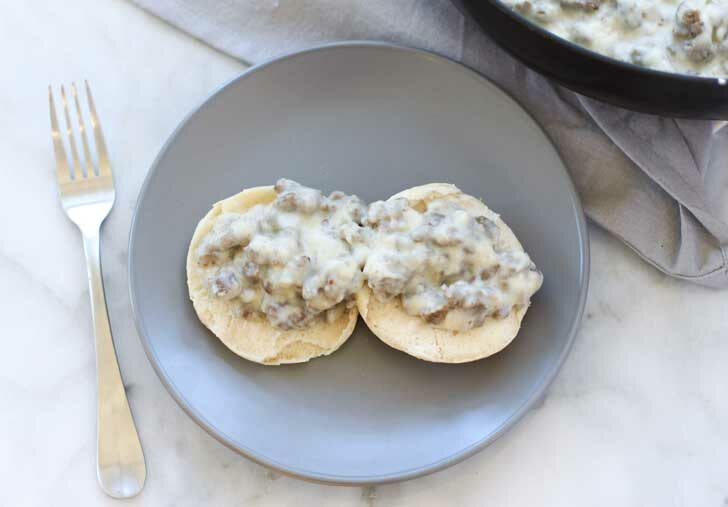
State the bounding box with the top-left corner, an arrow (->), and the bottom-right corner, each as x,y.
49,82 -> 146,499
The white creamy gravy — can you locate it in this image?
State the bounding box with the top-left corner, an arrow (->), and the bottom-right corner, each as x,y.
196,180 -> 543,332
197,180 -> 366,329
363,197 -> 543,332
502,0 -> 728,76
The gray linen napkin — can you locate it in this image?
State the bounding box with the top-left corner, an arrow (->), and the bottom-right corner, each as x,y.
132,0 -> 728,287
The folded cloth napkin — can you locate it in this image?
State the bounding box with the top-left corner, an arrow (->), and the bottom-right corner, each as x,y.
132,0 -> 728,287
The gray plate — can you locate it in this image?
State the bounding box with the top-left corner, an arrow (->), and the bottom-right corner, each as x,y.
129,42 -> 589,485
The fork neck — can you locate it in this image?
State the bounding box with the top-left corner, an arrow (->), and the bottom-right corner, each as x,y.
67,206 -> 109,234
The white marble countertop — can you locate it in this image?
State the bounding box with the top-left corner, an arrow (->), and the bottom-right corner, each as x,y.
3,1 -> 728,505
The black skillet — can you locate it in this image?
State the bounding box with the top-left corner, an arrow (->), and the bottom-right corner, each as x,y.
451,0 -> 728,119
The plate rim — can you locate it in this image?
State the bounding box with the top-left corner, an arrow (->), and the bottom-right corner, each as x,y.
128,40 -> 590,485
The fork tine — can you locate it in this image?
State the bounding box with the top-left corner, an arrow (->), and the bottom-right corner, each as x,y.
85,81 -> 112,178
60,85 -> 84,178
49,86 -> 72,185
71,83 -> 95,177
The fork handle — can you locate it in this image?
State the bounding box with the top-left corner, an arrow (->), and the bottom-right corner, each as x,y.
81,229 -> 146,498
